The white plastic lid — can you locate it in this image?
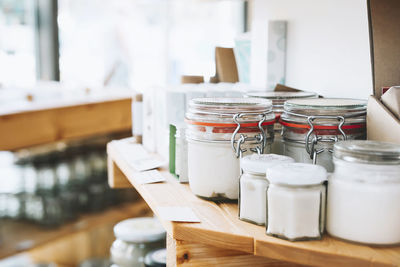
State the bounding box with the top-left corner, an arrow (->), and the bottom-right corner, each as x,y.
267,163 -> 327,186
240,154 -> 295,174
113,217 -> 166,243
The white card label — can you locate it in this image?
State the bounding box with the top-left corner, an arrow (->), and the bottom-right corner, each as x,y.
131,158 -> 165,172
134,170 -> 166,185
157,207 -> 201,222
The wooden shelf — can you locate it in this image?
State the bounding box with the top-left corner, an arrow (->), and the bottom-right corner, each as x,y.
0,200 -> 151,263
107,138 -> 400,267
0,94 -> 132,151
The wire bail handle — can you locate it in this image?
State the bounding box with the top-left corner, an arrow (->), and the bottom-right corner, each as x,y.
231,113 -> 267,158
305,115 -> 347,164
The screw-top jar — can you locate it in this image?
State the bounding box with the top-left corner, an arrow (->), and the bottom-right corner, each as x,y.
280,98 -> 367,172
185,98 -> 275,200
239,154 -> 294,225
245,91 -> 318,155
110,217 -> 166,267
327,140 -> 400,245
266,163 -> 327,241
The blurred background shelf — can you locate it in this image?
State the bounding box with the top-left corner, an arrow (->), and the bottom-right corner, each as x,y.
0,200 -> 151,265
0,95 -> 132,151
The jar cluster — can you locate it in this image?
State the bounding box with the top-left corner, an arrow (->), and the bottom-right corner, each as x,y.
180,95 -> 400,245
0,141 -> 137,227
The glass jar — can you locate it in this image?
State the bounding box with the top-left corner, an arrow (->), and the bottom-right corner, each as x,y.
327,140 -> 400,245
35,154 -> 58,196
239,154 -> 294,225
185,98 -> 275,200
175,128 -> 188,183
266,163 -> 327,241
280,98 -> 367,172
111,217 -> 166,267
144,248 -> 166,267
245,91 -> 318,155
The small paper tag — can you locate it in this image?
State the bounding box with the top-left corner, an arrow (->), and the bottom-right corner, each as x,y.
157,207 -> 201,222
131,158 -> 166,172
135,170 -> 166,185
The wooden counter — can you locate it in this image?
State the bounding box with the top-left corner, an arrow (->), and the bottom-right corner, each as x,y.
107,138 -> 400,267
0,94 -> 132,151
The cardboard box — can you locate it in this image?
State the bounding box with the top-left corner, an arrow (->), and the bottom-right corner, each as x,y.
366,0 -> 400,144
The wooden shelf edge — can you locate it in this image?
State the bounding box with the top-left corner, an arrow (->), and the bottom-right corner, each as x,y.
107,139 -> 400,267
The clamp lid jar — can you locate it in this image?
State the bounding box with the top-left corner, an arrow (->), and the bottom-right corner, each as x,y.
245,91 -> 318,154
185,98 -> 275,200
327,140 -> 400,245
280,98 -> 367,172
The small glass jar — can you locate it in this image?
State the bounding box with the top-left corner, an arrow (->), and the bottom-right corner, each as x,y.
175,128 -> 188,183
327,140 -> 400,245
239,154 -> 294,225
185,98 -> 275,200
281,98 -> 367,172
110,217 -> 166,267
266,163 -> 327,241
245,91 -> 318,155
144,248 -> 166,267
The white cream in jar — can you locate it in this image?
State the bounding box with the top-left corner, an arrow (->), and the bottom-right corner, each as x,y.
186,98 -> 275,200
266,163 -> 327,241
327,140 -> 400,245
239,154 -> 295,225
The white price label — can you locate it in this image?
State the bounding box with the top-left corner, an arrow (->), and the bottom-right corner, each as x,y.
157,207 -> 201,223
134,170 -> 166,185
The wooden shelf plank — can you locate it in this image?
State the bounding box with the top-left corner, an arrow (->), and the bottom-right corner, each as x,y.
107,139 -> 400,267
0,97 -> 132,150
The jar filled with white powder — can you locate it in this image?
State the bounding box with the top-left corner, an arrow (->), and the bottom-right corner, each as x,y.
239,154 -> 294,225
185,98 -> 275,200
327,140 -> 400,245
245,91 -> 317,155
281,98 -> 367,172
175,128 -> 188,183
266,163 -> 327,241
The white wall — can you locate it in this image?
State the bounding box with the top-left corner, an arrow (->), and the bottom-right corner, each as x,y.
251,0 -> 372,99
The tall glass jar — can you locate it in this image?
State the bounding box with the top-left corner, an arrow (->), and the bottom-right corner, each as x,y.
327,140 -> 400,245
239,154 -> 294,225
266,163 -> 327,241
185,98 -> 275,200
110,217 -> 166,267
245,91 -> 318,155
175,128 -> 188,183
280,98 -> 367,172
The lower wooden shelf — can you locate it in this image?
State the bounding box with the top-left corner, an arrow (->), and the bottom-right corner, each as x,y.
107,138 -> 400,267
0,200 -> 151,266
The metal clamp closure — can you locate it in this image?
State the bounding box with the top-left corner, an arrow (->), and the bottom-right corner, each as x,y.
305,115 -> 346,164
231,113 -> 267,158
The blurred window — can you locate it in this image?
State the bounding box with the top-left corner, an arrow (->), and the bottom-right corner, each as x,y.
0,0 -> 36,87
58,0 -> 245,88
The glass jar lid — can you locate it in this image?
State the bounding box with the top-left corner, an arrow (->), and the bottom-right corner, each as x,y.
245,91 -> 317,100
284,98 -> 366,114
245,91 -> 318,113
186,97 -> 274,124
281,98 -> 367,125
334,140 -> 400,165
267,163 -> 327,186
240,154 -> 295,174
113,217 -> 166,243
